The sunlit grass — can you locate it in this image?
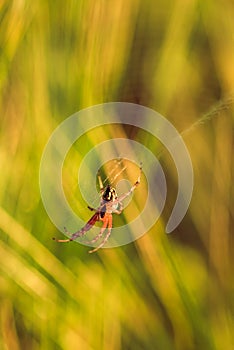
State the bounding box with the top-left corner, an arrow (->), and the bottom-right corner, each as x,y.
0,1 -> 233,349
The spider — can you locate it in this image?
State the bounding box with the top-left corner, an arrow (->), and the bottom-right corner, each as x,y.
53,165 -> 142,253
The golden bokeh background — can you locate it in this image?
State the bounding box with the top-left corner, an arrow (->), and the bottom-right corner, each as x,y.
0,1 -> 233,349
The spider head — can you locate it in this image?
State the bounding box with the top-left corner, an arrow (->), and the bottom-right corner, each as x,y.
102,185 -> 117,201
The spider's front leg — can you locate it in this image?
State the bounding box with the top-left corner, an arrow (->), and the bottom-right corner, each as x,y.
117,165 -> 142,203
98,170 -> 104,193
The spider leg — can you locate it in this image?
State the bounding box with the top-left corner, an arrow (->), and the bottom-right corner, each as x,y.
117,165 -> 142,203
88,214 -> 113,253
53,212 -> 100,242
83,231 -> 104,244
87,205 -> 96,211
113,202 -> 123,215
88,227 -> 112,254
69,212 -> 100,240
98,170 -> 104,193
83,214 -> 109,244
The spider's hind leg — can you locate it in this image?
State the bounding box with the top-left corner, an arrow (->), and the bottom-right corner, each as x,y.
84,214 -> 108,245
88,214 -> 113,253
88,227 -> 112,254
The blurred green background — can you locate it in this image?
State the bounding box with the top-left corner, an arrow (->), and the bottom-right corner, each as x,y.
0,1 -> 233,349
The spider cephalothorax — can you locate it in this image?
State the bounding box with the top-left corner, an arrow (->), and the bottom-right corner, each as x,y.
102,185 -> 117,202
